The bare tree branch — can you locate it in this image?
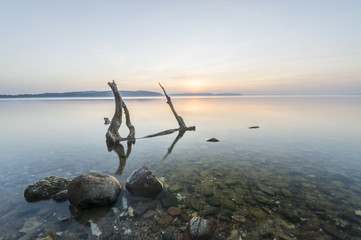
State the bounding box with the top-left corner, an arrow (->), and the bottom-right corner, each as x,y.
159,82 -> 187,129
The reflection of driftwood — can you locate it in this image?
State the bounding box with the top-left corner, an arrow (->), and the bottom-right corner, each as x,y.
162,130 -> 186,160
106,81 -> 135,144
107,142 -> 132,175
106,81 -> 195,143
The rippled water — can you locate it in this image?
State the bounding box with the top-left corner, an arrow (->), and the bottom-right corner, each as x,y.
1,96 -> 361,239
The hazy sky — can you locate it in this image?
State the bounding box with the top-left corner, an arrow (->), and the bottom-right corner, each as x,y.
1,0 -> 360,94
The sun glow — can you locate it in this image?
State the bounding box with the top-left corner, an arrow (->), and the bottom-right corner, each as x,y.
184,80 -> 206,93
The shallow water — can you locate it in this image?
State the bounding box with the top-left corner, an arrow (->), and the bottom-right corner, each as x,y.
1,96 -> 361,239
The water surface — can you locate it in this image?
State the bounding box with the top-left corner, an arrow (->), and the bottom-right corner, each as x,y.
1,96 -> 361,239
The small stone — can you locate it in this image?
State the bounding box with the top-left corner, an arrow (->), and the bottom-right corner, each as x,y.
186,217 -> 217,240
151,224 -> 160,232
33,230 -> 60,240
19,216 -> 43,234
205,138 -> 219,142
249,208 -> 266,219
169,185 -> 182,193
201,206 -> 220,217
257,184 -> 275,195
220,209 -> 233,218
187,185 -> 196,193
257,225 -> 274,238
227,230 -> 239,240
188,196 -> 201,210
202,188 -> 214,197
223,199 -> 237,211
281,189 -> 293,197
161,231 -> 173,240
323,224 -> 347,240
52,190 -> 68,202
206,196 -> 221,207
233,215 -> 246,223
161,192 -> 179,208
219,216 -> 232,223
158,215 -> 173,228
167,206 -> 182,216
126,166 -> 163,197
224,179 -> 237,185
180,213 -> 192,222
338,212 -> 360,224
133,202 -> 157,216
279,209 -> 299,223
143,210 -> 156,219
89,219 -> 102,237
355,209 -> 361,216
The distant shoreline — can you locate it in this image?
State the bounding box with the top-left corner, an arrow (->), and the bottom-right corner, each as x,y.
0,90 -> 242,98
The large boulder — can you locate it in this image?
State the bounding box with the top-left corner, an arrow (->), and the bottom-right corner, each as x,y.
125,166 -> 163,197
24,176 -> 71,202
67,172 -> 121,209
184,217 -> 217,240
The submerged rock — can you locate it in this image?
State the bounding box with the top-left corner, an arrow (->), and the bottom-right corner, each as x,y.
126,166 -> 163,197
19,216 -> 43,234
32,230 -> 60,240
205,138 -> 219,142
24,176 -> 71,202
67,172 -> 121,208
52,190 -> 68,202
168,206 -> 182,216
185,217 -> 217,240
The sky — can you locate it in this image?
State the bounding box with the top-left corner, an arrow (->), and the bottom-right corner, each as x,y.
0,0 -> 360,95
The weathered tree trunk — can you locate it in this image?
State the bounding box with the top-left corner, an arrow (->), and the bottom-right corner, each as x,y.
106,80 -> 135,144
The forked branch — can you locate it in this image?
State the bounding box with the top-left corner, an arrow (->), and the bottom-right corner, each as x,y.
106,80 -> 135,144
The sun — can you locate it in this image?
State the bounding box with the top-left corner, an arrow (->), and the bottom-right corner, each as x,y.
184,80 -> 206,93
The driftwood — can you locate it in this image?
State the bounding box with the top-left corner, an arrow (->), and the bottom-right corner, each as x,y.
106,81 -> 195,144
106,81 -> 196,163
158,83 -> 195,131
106,80 -> 135,144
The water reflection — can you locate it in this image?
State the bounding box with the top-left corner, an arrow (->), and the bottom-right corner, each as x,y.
162,130 -> 187,160
107,141 -> 133,176
1,96 -> 361,239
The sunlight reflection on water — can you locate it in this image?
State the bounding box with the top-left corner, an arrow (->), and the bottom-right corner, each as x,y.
0,95 -> 361,239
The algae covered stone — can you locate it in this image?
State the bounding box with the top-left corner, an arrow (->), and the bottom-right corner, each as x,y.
24,176 -> 71,202
67,172 -> 121,208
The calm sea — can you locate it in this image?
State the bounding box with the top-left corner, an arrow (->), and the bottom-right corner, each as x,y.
1,96 -> 361,239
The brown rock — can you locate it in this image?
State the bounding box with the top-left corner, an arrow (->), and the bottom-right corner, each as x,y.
126,166 -> 163,197
133,202 -> 157,216
151,224 -> 160,233
67,172 -> 121,209
181,213 -> 192,222
158,215 -> 173,228
167,206 -> 182,216
249,208 -> 266,219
